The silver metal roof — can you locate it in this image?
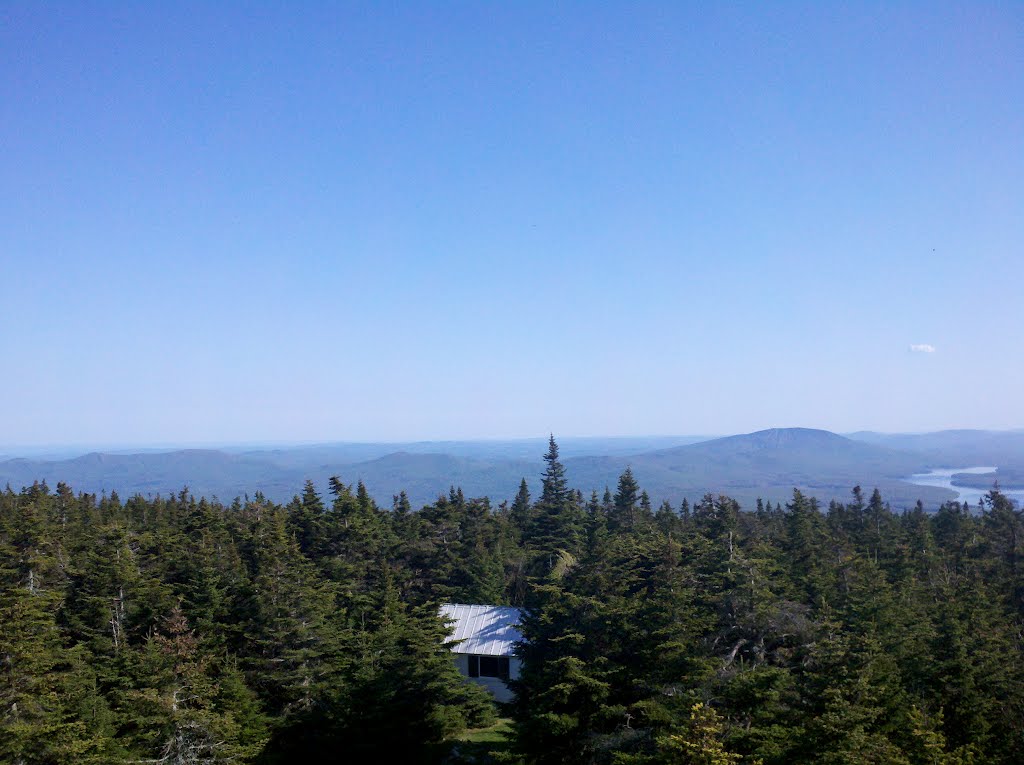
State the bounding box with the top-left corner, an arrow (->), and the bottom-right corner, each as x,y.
440,603 -> 523,657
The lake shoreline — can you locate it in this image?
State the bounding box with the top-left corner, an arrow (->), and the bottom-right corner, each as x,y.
904,467 -> 1024,507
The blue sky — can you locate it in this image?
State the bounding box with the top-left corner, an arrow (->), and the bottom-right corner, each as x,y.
1,2 -> 1022,445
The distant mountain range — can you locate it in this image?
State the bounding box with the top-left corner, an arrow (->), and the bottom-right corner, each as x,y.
845,429 -> 1024,467
3,428 -> 1022,511
564,428 -> 944,509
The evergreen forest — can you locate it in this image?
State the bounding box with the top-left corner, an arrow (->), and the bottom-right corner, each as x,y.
2,437 -> 1023,764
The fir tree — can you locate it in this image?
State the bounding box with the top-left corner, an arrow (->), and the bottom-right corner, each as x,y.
525,436 -> 584,566
0,528 -> 112,764
117,606 -> 267,763
609,467 -> 641,533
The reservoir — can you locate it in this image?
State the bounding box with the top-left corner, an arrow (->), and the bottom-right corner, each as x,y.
904,467 -> 1024,508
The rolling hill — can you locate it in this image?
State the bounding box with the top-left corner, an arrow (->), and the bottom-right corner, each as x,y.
0,428 -> 1001,510
846,429 -> 1024,468
563,428 -> 946,509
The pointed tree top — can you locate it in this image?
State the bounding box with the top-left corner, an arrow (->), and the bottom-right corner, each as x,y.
546,434 -> 559,459
539,435 -> 570,507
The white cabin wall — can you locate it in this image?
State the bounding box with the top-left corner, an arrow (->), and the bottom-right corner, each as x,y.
451,652 -> 517,704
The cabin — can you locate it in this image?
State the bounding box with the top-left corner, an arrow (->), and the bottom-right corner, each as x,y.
440,603 -> 523,703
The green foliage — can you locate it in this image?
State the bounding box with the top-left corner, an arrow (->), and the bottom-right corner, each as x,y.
653,703 -> 744,765
115,606 -> 268,762
525,437 -> 585,568
0,519 -> 113,763
3,445 -> 1024,763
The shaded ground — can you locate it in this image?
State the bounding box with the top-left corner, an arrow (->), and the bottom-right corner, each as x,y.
446,718 -> 517,764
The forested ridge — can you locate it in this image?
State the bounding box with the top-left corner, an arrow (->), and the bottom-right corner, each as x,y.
2,437 -> 1023,764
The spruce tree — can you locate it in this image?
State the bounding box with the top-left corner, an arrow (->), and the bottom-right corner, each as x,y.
0,532 -> 113,763
117,606 -> 267,763
525,436 -> 584,566
609,467 -> 641,533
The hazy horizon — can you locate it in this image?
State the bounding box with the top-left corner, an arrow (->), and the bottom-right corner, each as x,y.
6,425 -> 1024,457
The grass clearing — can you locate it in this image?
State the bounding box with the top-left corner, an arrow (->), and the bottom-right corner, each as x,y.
447,717 -> 516,763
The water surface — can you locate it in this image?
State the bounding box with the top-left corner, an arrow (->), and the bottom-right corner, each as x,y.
904,467 -> 1024,508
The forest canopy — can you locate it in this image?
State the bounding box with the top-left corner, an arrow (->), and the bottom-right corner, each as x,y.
2,436 -> 1022,764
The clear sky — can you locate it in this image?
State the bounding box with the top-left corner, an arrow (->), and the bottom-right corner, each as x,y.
1,2 -> 1022,446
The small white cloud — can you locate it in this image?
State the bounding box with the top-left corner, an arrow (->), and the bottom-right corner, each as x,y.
909,343 -> 936,353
